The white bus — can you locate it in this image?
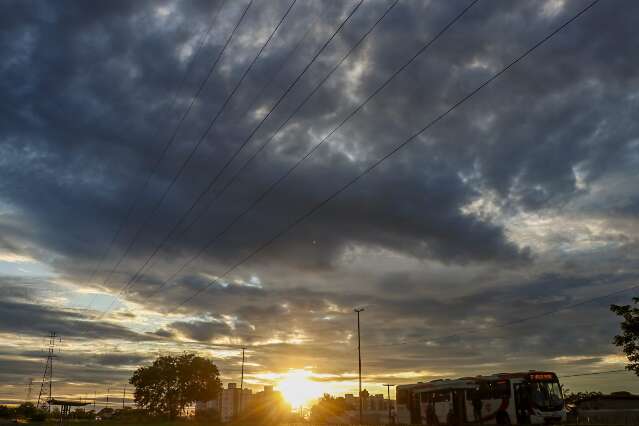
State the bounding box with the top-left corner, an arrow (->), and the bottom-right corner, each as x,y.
396,371 -> 565,425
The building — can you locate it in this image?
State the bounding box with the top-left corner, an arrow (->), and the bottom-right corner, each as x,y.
344,391 -> 392,412
195,382 -> 253,422
196,383 -> 291,423
317,391 -> 395,424
245,385 -> 291,422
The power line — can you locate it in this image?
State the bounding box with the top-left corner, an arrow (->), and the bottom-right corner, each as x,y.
127,0 -> 482,309
232,20 -> 317,125
181,0 -> 400,239
101,0 -> 365,312
86,6 -> 314,317
146,0 -> 401,295
560,369 -> 628,378
83,0 -> 227,309
95,0 -> 255,301
173,0 -> 601,310
99,0 -> 297,317
166,0 -> 481,307
88,5 -> 318,371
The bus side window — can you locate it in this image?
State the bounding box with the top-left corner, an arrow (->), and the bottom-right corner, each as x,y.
478,383 -> 491,400
420,392 -> 431,403
433,391 -> 450,402
494,381 -> 511,399
397,389 -> 408,404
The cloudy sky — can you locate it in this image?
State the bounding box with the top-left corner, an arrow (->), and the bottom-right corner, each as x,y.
1,0 -> 639,407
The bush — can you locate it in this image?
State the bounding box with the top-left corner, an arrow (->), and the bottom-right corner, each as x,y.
30,409 -> 48,422
0,405 -> 12,418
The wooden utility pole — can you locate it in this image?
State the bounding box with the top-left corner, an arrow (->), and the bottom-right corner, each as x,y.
383,384 -> 395,424
122,385 -> 126,409
238,347 -> 246,416
354,308 -> 365,425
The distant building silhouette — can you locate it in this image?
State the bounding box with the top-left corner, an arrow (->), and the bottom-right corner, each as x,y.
196,382 -> 252,422
313,390 -> 395,424
195,383 -> 290,423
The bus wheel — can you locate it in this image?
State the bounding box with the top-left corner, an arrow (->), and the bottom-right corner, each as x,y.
496,412 -> 511,425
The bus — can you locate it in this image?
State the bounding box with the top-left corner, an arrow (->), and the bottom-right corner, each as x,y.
396,371 -> 565,425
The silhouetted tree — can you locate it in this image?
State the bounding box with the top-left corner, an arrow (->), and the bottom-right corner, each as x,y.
611,298 -> 639,375
562,388 -> 603,405
310,394 -> 348,423
130,353 -> 221,418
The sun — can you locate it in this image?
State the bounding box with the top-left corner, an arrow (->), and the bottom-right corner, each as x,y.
277,369 -> 324,408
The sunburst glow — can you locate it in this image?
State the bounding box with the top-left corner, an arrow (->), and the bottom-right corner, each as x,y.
277,369 -> 325,408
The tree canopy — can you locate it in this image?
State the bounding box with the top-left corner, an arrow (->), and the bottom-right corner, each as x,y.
310,394 -> 349,423
130,353 -> 221,418
611,297 -> 639,375
562,389 -> 603,406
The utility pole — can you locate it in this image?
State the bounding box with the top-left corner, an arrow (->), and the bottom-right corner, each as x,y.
93,391 -> 96,410
106,387 -> 111,409
383,384 -> 395,424
25,378 -> 33,403
354,308 -> 364,425
122,385 -> 126,409
238,347 -> 246,416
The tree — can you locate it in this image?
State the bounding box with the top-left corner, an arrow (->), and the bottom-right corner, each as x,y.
0,406 -> 10,418
611,298 -> 639,375
15,402 -> 41,420
310,394 -> 348,423
130,353 -> 222,418
562,388 -> 603,406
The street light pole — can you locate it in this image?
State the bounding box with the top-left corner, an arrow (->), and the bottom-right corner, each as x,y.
354,308 -> 365,425
383,384 -> 395,424
239,347 -> 246,417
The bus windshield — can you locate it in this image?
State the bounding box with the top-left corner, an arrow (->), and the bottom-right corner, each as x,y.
530,380 -> 563,409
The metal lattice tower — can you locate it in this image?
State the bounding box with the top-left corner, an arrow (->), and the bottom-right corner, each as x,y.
36,331 -> 59,411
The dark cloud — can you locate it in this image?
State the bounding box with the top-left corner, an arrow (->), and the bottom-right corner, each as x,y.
0,0 -> 638,398
0,0 -> 542,281
0,276 -> 148,341
168,319 -> 234,342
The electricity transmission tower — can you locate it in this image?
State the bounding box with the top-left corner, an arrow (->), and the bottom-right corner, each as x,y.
36,331 -> 59,411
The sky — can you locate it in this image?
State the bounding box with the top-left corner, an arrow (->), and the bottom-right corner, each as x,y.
1,0 -> 639,409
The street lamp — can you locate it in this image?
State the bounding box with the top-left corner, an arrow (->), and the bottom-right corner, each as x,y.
354,308 -> 365,425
